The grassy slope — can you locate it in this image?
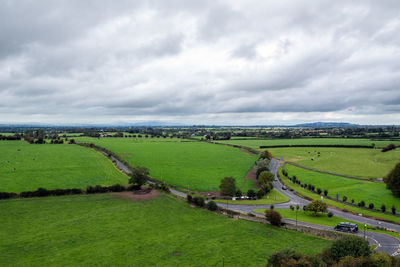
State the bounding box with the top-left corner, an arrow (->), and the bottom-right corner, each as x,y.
216,138 -> 400,149
0,194 -> 331,266
75,137 -> 256,192
0,141 -> 128,192
215,189 -> 289,205
270,147 -> 400,179
283,165 -> 400,209
279,169 -> 400,224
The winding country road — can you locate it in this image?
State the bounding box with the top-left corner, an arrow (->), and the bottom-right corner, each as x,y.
216,158 -> 400,256
107,150 -> 400,256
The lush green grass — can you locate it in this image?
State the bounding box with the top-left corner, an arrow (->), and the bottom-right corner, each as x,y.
254,209 -> 400,239
279,169 -> 400,224
215,189 -> 289,205
75,137 -> 256,192
270,147 -> 400,179
0,141 -> 128,192
216,138 -> 400,149
283,165 -> 400,209
0,193 -> 332,266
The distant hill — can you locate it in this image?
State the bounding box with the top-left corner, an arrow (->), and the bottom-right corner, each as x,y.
293,122 -> 359,128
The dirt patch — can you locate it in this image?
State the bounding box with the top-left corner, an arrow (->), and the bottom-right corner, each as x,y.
245,166 -> 260,188
120,153 -> 132,157
112,190 -> 159,201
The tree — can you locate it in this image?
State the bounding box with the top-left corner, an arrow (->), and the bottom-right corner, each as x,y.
267,248 -> 302,267
219,177 -> 236,196
324,189 -> 328,196
384,162 -> 400,197
259,150 -> 272,160
247,189 -> 256,199
207,201 -> 218,211
128,166 -> 149,189
392,205 -> 396,215
330,236 -> 371,261
342,195 -> 348,202
381,204 -> 386,213
368,203 -> 374,209
235,189 -> 242,197
255,158 -> 270,177
265,209 -> 282,226
258,171 -> 274,192
305,200 -> 328,215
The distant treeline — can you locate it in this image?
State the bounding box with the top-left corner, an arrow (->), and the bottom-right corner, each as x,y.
0,134 -> 22,140
259,144 -> 374,149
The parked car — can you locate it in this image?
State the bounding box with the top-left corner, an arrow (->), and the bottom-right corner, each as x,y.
334,222 -> 358,233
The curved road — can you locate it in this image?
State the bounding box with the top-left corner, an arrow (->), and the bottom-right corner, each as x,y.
107,151 -> 400,256
217,158 -> 400,256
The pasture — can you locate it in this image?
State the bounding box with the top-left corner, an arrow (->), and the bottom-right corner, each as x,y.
271,147 -> 400,179
0,141 -> 128,192
0,193 -> 332,266
216,138 -> 400,149
283,165 -> 400,214
75,137 -> 256,192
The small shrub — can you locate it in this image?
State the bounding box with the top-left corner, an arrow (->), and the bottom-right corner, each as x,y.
342,196 -> 347,202
207,201 -> 218,211
323,189 -> 328,196
392,205 -> 396,215
265,209 -> 282,226
317,188 -> 322,194
368,203 -> 374,209
351,199 -> 355,204
381,204 -> 386,213
327,211 -> 333,218
247,189 -> 256,199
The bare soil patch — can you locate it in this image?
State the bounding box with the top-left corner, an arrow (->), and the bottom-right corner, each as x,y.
245,166 -> 260,188
112,190 -> 159,201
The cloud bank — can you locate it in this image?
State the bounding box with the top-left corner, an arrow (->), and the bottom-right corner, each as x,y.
1,0 -> 400,125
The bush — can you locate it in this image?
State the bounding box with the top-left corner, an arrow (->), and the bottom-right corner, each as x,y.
342,196 -> 348,202
392,205 -> 396,215
305,200 -> 328,215
383,162 -> 400,197
359,201 -> 365,207
235,189 -> 242,197
265,209 -> 282,226
327,211 -> 333,218
207,201 -> 218,211
257,189 -> 266,199
368,203 -> 374,209
351,199 -> 355,204
247,189 -> 256,199
0,192 -> 17,199
317,188 -> 322,194
330,236 -> 371,261
324,189 -> 328,196
267,248 -> 301,267
381,204 -> 386,213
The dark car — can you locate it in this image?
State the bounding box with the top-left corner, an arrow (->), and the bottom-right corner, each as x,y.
334,222 -> 358,233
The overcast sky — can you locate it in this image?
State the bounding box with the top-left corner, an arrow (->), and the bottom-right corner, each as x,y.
1,0 -> 400,125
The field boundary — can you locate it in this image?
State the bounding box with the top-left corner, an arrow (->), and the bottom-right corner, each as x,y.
285,161 -> 383,183
260,144 -> 374,149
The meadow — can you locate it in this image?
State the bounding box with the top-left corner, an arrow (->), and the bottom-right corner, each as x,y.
270,147 -> 400,179
0,193 -> 332,266
283,165 -> 400,209
216,138 -> 400,149
0,141 -> 128,192
75,137 -> 256,192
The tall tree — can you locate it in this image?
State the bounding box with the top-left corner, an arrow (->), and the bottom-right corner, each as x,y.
219,177 -> 236,196
384,162 -> 400,197
129,166 -> 150,189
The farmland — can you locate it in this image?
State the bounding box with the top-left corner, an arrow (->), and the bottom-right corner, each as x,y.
0,141 -> 128,192
75,137 -> 256,192
270,147 -> 400,179
0,193 -> 332,266
216,138 -> 400,149
283,164 -> 400,210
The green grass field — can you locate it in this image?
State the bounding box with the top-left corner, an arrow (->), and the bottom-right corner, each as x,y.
216,138 -> 400,149
271,147 -> 400,179
215,189 -> 289,205
0,141 -> 128,192
75,137 -> 256,192
283,165 -> 400,210
0,193 -> 332,266
279,168 -> 400,224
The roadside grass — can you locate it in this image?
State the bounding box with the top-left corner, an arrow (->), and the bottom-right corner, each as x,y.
279,169 -> 400,224
283,165 -> 400,210
269,147 -> 400,179
254,209 -> 400,239
216,138 -> 400,149
215,189 -> 289,205
74,137 -> 256,192
0,193 -> 332,266
0,141 -> 128,192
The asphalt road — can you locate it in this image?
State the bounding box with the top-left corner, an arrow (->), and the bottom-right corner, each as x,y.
218,158 -> 400,256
